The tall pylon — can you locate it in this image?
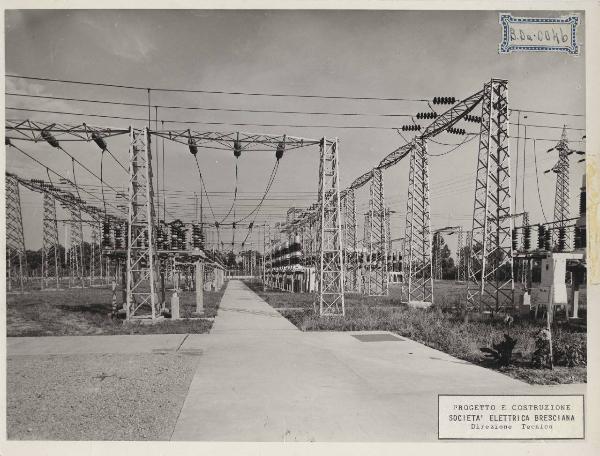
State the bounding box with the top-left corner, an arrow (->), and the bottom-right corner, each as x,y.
467,79 -> 514,312
551,126 -> 571,250
126,127 -> 159,320
42,193 -> 60,289
402,139 -> 433,304
365,168 -> 388,296
341,188 -> 358,292
5,175 -> 27,292
317,137 -> 345,316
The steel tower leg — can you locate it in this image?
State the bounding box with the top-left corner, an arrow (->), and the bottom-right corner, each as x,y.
42,194 -> 60,289
6,175 -> 27,293
317,137 -> 345,316
467,79 -> 514,313
126,127 -> 159,320
365,168 -> 388,296
341,189 -> 358,292
402,139 -> 433,305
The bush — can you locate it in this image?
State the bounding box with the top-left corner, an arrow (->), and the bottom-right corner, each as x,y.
553,330 -> 587,367
480,334 -> 518,367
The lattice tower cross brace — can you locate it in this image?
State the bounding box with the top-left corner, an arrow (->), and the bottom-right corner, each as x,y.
402,139 -> 433,304
467,79 -> 514,313
126,127 -> 159,320
42,193 -> 60,289
317,137 -> 345,316
5,175 -> 27,292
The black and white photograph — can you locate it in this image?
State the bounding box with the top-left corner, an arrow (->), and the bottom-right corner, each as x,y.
2,2 -> 598,452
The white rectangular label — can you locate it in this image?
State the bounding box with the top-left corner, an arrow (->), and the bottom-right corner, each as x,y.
439,395 -> 584,439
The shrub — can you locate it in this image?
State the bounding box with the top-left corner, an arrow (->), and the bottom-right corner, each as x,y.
553,330 -> 587,367
480,334 -> 518,366
532,329 -> 552,368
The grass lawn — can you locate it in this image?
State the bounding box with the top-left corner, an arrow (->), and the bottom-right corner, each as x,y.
7,283 -> 227,337
244,279 -> 586,385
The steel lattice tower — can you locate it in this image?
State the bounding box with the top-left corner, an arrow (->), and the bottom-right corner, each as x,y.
551,126 -> 571,249
317,137 -> 345,316
341,189 -> 358,292
42,194 -> 60,289
364,168 -> 388,296
402,139 -> 433,304
69,207 -> 85,287
126,127 -> 159,320
467,79 -> 514,312
5,175 -> 27,292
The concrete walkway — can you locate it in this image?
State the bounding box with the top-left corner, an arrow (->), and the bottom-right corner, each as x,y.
171,280 -> 584,441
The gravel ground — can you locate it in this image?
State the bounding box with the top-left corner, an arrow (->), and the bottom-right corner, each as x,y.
7,352 -> 202,440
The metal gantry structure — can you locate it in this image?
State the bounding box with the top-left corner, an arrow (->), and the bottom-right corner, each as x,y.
7,76 -> 585,318
466,79 -> 514,312
126,127 -> 160,319
364,168 -> 388,296
6,175 -> 27,292
402,139 -> 433,303
317,138 -> 345,316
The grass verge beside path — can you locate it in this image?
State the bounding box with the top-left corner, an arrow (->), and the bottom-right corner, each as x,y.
243,280 -> 586,385
7,352 -> 200,440
7,283 -> 227,337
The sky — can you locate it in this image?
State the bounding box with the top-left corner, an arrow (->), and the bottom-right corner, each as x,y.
4,9 -> 586,256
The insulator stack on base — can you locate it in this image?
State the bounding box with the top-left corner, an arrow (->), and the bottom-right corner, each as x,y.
523,226 -> 531,251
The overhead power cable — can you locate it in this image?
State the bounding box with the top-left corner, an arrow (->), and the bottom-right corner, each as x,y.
6,92 -> 415,118
6,74 -> 429,102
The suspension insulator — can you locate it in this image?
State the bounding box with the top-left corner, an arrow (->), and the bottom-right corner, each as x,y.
233,140 -> 242,158
512,230 -> 518,251
5,137 -> 11,146
91,131 -> 107,151
188,136 -> 198,156
41,129 -> 60,148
